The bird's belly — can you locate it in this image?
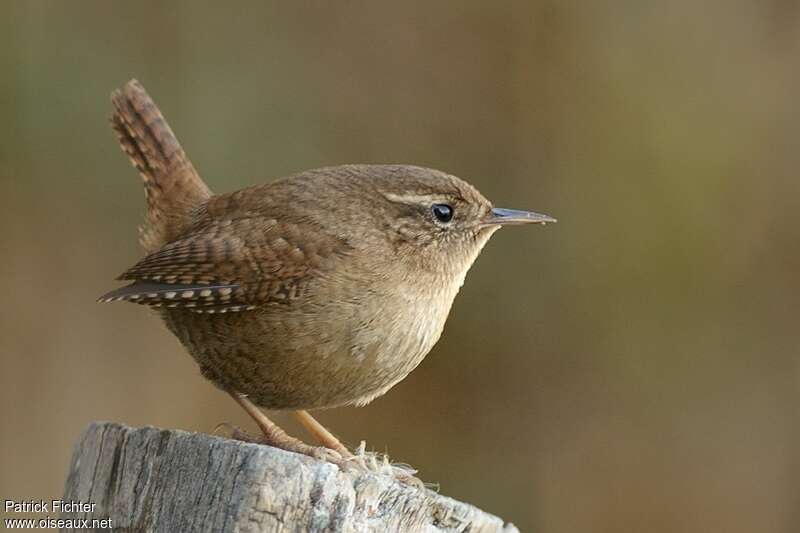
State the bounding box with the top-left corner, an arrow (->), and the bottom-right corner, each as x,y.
160,298 -> 450,410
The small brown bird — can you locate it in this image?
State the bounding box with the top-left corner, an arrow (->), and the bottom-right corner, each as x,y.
100,80 -> 555,463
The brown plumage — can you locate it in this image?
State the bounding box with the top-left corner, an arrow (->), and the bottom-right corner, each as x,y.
100,79 -> 555,461
110,80 -> 211,252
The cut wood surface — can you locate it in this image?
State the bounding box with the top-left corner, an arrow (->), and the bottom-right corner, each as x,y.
62,422 -> 519,532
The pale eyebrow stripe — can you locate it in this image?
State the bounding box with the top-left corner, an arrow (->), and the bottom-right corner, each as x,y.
382,192 -> 444,205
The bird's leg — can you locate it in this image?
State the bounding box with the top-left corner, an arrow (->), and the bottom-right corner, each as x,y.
293,410 -> 354,459
293,410 -> 423,485
227,392 -> 342,463
227,394 -> 422,483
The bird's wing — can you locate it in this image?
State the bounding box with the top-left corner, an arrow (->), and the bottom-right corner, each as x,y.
98,216 -> 350,313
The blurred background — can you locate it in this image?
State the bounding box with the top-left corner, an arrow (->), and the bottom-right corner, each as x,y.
2,2 -> 800,531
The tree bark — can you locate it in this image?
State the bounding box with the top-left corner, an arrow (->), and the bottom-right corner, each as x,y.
61,422 -> 519,532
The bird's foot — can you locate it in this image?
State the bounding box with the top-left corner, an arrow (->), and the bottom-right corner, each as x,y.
215,422 -> 424,486
288,410 -> 421,484
216,422 -> 344,464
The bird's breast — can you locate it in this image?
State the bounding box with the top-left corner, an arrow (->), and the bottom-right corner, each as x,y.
340,275 -> 461,402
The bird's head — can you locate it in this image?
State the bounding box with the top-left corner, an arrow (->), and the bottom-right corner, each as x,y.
330,165 -> 556,280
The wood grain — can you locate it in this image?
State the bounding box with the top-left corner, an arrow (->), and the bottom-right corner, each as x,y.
62,422 -> 519,533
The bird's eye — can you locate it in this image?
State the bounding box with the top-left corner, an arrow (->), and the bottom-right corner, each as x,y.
431,203 -> 454,223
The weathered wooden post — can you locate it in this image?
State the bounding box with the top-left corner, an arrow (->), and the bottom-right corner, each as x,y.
61,422 -> 518,532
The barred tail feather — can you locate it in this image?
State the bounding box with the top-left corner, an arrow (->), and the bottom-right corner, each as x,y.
110,79 -> 212,252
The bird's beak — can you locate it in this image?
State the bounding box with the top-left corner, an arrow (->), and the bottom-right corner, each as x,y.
485,207 -> 557,226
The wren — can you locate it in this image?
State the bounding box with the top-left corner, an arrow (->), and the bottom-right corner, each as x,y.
100,79 -> 555,463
